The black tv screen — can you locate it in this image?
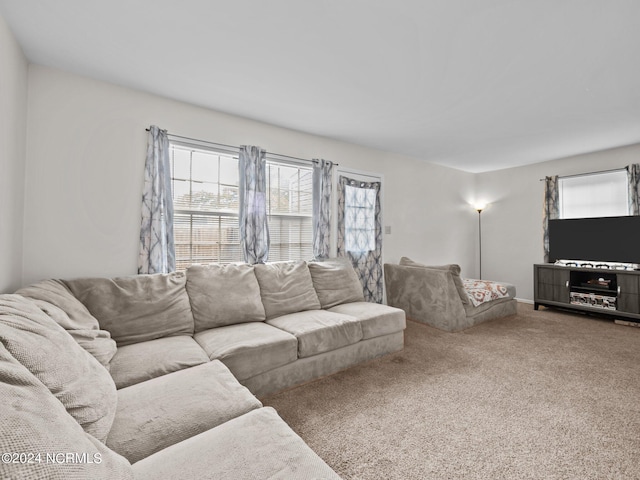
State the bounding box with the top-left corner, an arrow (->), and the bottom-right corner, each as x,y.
548,215 -> 640,264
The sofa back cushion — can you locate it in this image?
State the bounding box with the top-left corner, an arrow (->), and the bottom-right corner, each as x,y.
186,264 -> 266,332
254,261 -> 321,319
0,294 -> 117,443
398,257 -> 469,305
307,258 -> 365,309
64,272 -> 194,346
15,279 -> 117,368
0,342 -> 133,479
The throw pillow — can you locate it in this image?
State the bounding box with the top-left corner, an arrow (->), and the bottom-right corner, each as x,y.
0,294 -> 118,443
186,264 -> 266,331
254,261 -> 321,319
16,279 -> 117,368
307,258 -> 365,309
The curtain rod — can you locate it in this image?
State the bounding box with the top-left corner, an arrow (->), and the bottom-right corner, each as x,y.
145,129 -> 338,166
538,166 -> 626,181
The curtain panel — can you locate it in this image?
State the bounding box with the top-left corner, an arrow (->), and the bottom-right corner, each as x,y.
337,175 -> 383,303
138,125 -> 175,274
312,159 -> 334,260
239,145 -> 270,264
627,164 -> 640,215
542,175 -> 559,263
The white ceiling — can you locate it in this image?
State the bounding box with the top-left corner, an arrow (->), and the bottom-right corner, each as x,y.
2,0 -> 640,173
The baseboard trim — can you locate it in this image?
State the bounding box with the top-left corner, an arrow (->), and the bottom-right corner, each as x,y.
614,319 -> 640,327
516,298 -> 534,304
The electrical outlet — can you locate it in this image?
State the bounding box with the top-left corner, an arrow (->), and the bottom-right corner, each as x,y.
384,226 -> 391,234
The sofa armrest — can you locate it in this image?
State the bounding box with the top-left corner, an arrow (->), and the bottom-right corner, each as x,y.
384,264 -> 467,330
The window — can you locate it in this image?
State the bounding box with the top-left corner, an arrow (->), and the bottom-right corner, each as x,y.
344,184 -> 377,253
559,170 -> 629,219
170,143 -> 242,269
170,143 -> 314,268
266,161 -> 313,261
337,173 -> 383,303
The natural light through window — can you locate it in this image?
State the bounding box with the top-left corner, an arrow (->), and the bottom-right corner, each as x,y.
559,170 -> 629,219
266,162 -> 313,261
169,144 -> 314,268
344,184 -> 376,253
170,143 -> 242,269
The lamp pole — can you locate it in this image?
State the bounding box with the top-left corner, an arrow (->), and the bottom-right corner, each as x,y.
476,207 -> 484,279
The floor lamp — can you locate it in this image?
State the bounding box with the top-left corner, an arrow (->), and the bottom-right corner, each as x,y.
475,204 -> 486,279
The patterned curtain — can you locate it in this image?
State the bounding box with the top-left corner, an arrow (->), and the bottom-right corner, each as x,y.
312,159 -> 333,260
138,125 -> 175,274
543,175 -> 559,263
627,164 -> 640,215
239,145 -> 270,264
337,175 -> 383,303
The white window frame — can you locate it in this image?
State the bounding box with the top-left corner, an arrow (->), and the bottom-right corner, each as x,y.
169,141 -> 243,269
558,169 -> 629,219
169,141 -> 315,268
265,158 -> 314,262
343,184 -> 377,253
333,167 -> 384,258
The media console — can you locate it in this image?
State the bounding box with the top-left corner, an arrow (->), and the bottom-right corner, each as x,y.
534,263 -> 640,322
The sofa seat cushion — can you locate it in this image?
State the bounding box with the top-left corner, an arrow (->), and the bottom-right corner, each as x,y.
15,279 -> 117,368
254,261 -> 321,319
131,407 -> 340,480
194,323 -> 297,381
107,361 -> 262,463
308,258 -> 365,308
0,294 -> 117,443
328,301 -> 407,339
0,343 -> 133,480
186,264 -> 266,331
267,310 -> 363,358
109,336 -> 209,389
64,272 -> 194,346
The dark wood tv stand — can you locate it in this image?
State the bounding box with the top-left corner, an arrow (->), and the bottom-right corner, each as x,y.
534,263 -> 640,322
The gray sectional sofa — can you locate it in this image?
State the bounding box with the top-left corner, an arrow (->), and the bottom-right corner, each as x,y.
1,259 -> 406,479
384,257 -> 517,332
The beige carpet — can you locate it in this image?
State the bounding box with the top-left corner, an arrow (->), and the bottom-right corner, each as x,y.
263,303 -> 640,479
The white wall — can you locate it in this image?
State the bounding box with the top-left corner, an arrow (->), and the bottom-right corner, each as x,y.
0,15 -> 28,293
23,65 -> 476,285
19,64 -> 640,298
476,143 -> 640,301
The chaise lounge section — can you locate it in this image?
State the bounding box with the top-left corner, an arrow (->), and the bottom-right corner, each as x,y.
384,257 -> 517,332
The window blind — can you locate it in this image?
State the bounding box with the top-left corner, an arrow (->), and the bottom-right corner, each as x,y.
559,169 -> 629,219
266,162 -> 313,261
170,144 -> 242,269
169,144 -> 314,268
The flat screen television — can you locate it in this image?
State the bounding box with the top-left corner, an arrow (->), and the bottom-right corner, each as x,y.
548,215 -> 640,265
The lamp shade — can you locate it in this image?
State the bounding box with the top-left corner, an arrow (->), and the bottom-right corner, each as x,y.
474,202 -> 487,213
